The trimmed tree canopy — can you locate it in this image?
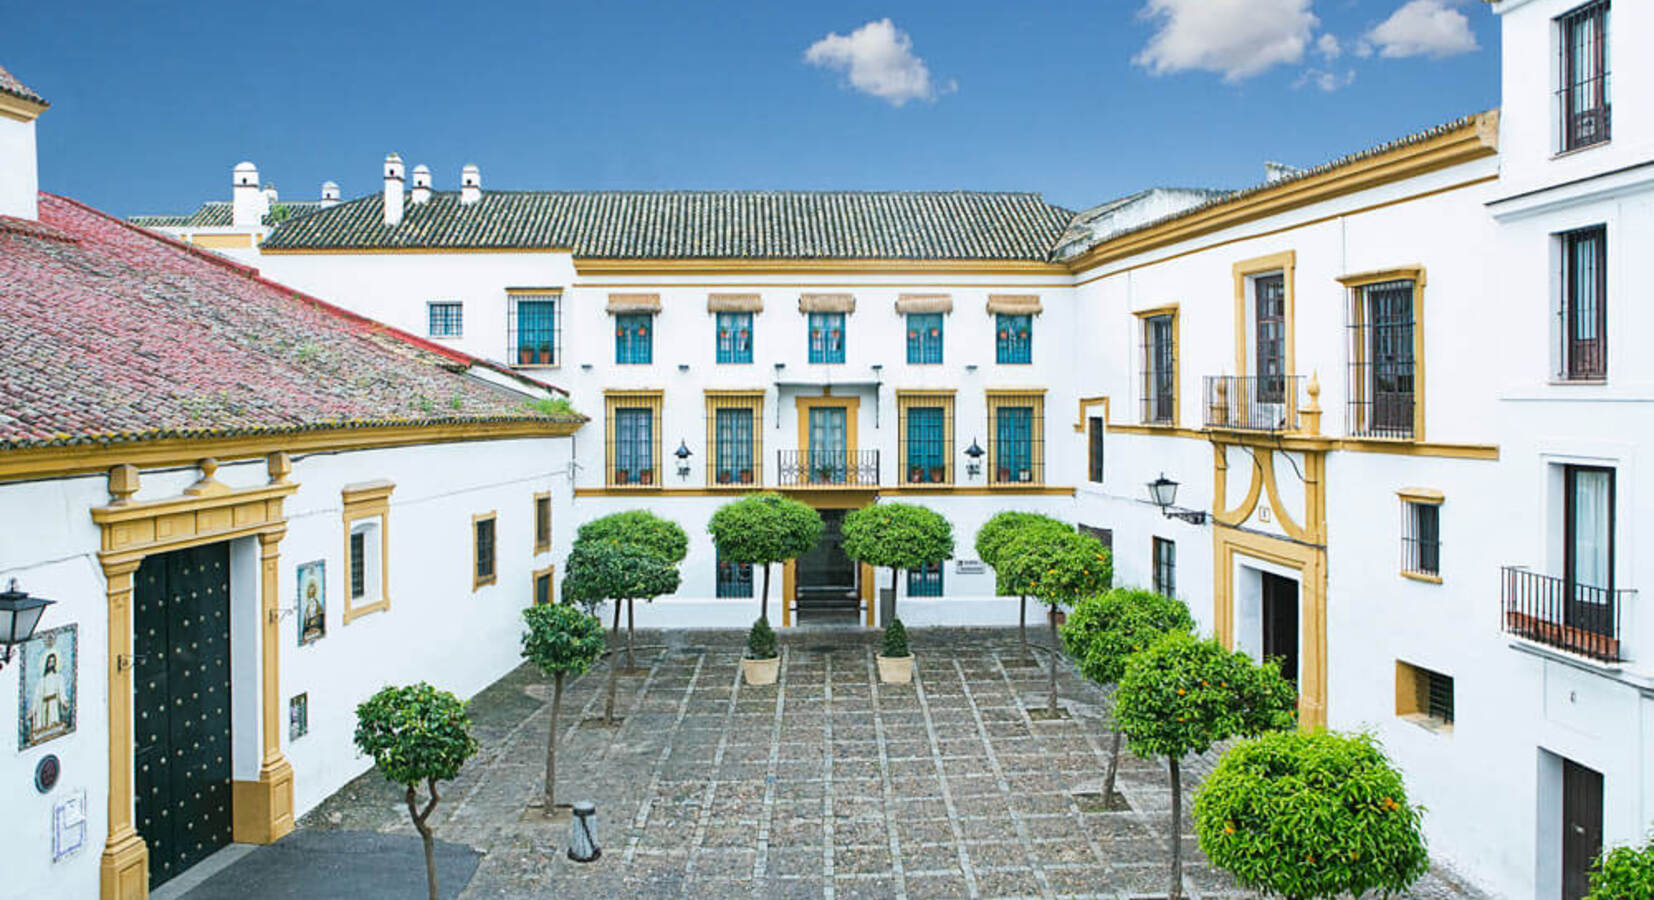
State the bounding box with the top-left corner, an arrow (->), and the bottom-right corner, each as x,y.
998,529 -> 1112,608
975,511 -> 1070,569
354,683 -> 479,787
562,540 -> 682,607
841,502 -> 954,571
1588,837 -> 1654,900
1062,588 -> 1196,685
708,493 -> 824,566
1194,730 -> 1430,900
576,509 -> 689,563
1116,631 -> 1298,761
521,603 -> 607,677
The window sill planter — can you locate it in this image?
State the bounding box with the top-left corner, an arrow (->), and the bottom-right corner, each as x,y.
518,348 -> 535,365
928,466 -> 946,483
876,653 -> 914,685
739,470 -> 754,484
741,655 -> 780,686
909,467 -> 925,483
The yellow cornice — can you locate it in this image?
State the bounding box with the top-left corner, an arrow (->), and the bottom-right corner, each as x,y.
0,420 -> 582,482
1067,111 -> 1500,274
0,91 -> 48,122
574,258 -> 1070,276
1337,265 -> 1427,288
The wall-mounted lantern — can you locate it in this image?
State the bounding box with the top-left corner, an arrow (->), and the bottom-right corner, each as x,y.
0,579 -> 54,672
964,438 -> 985,479
674,440 -> 693,480
1146,473 -> 1208,524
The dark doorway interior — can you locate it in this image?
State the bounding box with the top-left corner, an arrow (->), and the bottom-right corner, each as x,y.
1562,758 -> 1604,900
1260,572 -> 1299,686
796,509 -> 859,622
135,542 -> 234,889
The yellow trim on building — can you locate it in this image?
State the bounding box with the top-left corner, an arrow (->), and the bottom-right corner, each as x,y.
189,233 -> 257,249
794,395 -> 864,484
1232,251 -> 1296,382
1073,396 -> 1108,432
533,563 -> 557,605
985,389 -> 1046,486
1397,486 -> 1445,505
260,246 -> 573,255
1341,267 -> 1428,441
575,258 -> 1070,277
341,480 -> 394,624
1134,304 -> 1181,427
704,390 -> 765,487
895,390 -> 956,486
604,390 -> 665,489
0,90 -> 49,122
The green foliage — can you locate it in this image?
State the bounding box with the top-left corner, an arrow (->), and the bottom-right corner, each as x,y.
524,396 -> 580,418
975,511 -> 1070,569
353,683 -> 479,788
1588,835 -> 1654,900
882,617 -> 911,658
521,604 -> 606,677
576,510 -> 689,563
1116,631 -> 1298,761
1062,588 -> 1195,685
747,617 -> 778,660
708,493 -> 824,566
841,502 -> 954,571
1194,730 -> 1429,899
561,540 -> 682,608
998,529 -> 1112,609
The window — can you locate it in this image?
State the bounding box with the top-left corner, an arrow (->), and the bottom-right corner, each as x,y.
341,481 -> 393,623
473,512 -> 497,589
1346,278 -> 1418,439
1558,1 -> 1611,152
908,561 -> 943,597
508,293 -> 559,367
1401,496 -> 1442,580
1087,416 -> 1104,483
1153,537 -> 1176,597
1141,312 -> 1177,424
987,391 -> 1044,485
716,552 -> 753,598
1560,225 -> 1607,380
1396,661 -> 1453,730
716,312 -> 753,364
907,313 -> 944,364
996,314 -> 1032,364
1565,464 -> 1615,600
615,312 -> 653,364
897,392 -> 954,485
533,491 -> 552,554
808,312 -> 845,364
606,391 -> 662,487
704,392 -> 763,486
427,301 -> 462,338
533,564 -> 554,606
1253,275 -> 1287,402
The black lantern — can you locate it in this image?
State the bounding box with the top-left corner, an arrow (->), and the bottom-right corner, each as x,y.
674,440 -> 693,479
964,438 -> 985,479
1146,473 -> 1207,524
0,579 -> 54,671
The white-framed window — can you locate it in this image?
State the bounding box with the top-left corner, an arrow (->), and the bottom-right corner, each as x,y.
427,301 -> 463,338
348,517 -> 384,608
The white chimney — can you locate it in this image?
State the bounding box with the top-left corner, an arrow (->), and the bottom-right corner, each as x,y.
320,181 -> 340,207
383,153 -> 405,226
0,64 -> 45,220
460,164 -> 481,205
410,164 -> 431,205
262,183 -> 279,206
232,161 -> 263,227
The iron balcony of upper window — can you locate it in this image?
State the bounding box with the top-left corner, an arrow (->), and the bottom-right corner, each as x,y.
1500,565 -> 1633,664
775,449 -> 878,488
1202,374 -> 1303,433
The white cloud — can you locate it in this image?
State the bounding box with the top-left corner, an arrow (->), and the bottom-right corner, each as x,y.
1133,0 -> 1321,82
1316,33 -> 1342,61
1293,67 -> 1356,92
803,19 -> 952,107
1365,0 -> 1479,59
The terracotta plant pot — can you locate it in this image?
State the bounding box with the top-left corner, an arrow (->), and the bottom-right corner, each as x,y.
876,654 -> 914,685
910,467 -> 924,482
740,470 -> 753,484
639,470 -> 653,485
742,656 -> 780,685
538,348 -> 552,365
518,347 -> 534,365
929,466 -> 946,483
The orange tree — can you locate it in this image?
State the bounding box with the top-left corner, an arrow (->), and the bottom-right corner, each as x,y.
521,603 -> 606,813
1115,632 -> 1297,900
841,502 -> 954,623
1586,835 -> 1654,900
975,511 -> 1071,655
562,539 -> 681,725
574,510 -> 688,667
999,528 -> 1112,717
707,493 -> 823,623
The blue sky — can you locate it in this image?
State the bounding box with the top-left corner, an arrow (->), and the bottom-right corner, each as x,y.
4,1 -> 1500,217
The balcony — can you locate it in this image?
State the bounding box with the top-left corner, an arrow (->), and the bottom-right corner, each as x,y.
1501,566 -> 1634,663
1203,375 -> 1302,433
776,449 -> 879,488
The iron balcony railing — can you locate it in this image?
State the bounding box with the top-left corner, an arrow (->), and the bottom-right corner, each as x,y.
1501,566 -> 1633,663
1203,375 -> 1302,433
776,449 -> 879,487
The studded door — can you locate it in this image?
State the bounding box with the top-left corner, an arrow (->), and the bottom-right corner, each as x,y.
134,543 -> 233,889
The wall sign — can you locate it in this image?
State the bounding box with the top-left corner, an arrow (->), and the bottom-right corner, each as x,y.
297,560 -> 326,646
34,753 -> 60,793
955,560 -> 986,575
53,790 -> 86,862
18,623 -> 77,750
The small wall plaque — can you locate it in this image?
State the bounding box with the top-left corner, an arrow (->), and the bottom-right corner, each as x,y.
955,560 -> 986,576
53,790 -> 86,862
34,753 -> 60,793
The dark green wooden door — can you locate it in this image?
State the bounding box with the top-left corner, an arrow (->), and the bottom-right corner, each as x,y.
134,543 -> 233,889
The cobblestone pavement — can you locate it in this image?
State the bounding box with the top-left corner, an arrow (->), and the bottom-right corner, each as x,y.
302,628 -> 1485,899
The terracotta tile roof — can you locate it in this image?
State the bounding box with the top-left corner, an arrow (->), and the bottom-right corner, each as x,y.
0,63 -> 46,107
129,200 -> 328,229
0,194 -> 582,451
261,190 -> 1075,259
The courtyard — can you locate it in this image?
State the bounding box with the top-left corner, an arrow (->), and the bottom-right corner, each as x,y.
251,628 -> 1483,899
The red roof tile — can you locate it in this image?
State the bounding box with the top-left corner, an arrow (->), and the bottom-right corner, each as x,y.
0,63 -> 46,107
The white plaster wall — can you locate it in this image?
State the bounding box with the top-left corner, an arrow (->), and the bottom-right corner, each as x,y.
0,115 -> 39,220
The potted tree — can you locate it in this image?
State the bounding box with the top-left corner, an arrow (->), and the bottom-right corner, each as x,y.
708,493 -> 823,623
841,502 -> 954,629
573,510 -> 688,670
876,617 -> 914,684
639,468 -> 653,485
561,539 -> 681,726
520,603 -> 606,818
353,683 -> 479,900
1061,587 -> 1195,809
976,511 -> 1071,661
1195,730 -> 1429,900
910,465 -> 925,483
999,528 -> 1112,719
742,616 -> 779,685
1115,632 -> 1298,900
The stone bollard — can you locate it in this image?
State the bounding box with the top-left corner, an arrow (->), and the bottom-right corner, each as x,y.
567,801 -> 601,862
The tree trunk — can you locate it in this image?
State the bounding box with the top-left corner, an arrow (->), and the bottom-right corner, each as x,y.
1102,728 -> 1123,804
1168,757 -> 1183,900
889,567 -> 900,625
1046,608 -> 1060,715
604,601 -> 622,725
1018,595 -> 1029,657
625,598 -> 636,669
405,780 -> 441,900
544,672 -> 564,811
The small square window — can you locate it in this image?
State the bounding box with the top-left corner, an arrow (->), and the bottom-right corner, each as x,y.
533,566 -> 554,606
1397,661 -> 1453,731
428,301 -> 462,338
1401,498 -> 1441,579
908,561 -> 944,597
716,552 -> 753,598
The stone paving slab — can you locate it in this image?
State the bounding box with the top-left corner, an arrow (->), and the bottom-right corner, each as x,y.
298,628 -> 1486,899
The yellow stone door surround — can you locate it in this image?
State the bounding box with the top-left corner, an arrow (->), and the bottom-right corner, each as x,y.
91,454 -> 298,900
780,489 -> 878,628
